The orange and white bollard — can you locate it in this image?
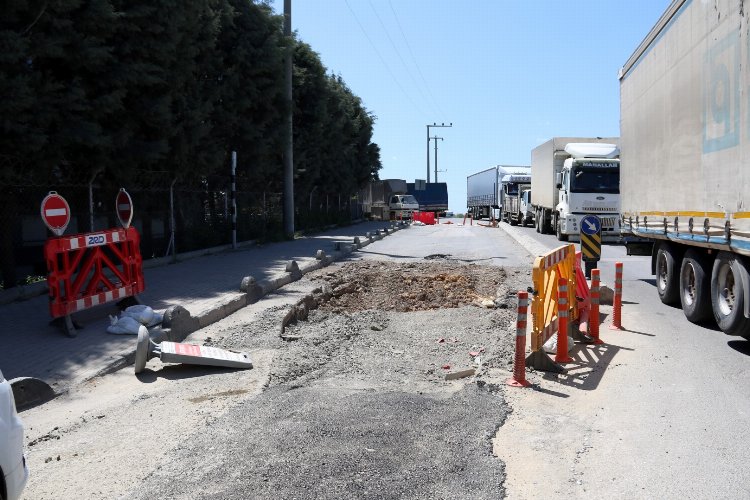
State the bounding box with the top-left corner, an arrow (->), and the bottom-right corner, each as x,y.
590,269 -> 603,344
507,291 -> 531,387
555,277 -> 573,363
610,262 -> 624,330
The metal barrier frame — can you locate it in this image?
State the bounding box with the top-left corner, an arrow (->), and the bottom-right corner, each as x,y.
527,244 -> 577,372
44,227 -> 145,336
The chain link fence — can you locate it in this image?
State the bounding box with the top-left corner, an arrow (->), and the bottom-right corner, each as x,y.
0,173 -> 363,289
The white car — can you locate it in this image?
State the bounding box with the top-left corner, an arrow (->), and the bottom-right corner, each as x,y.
0,369 -> 28,500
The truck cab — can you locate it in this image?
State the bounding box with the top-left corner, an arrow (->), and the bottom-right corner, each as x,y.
500,174 -> 532,226
554,143 -> 620,241
389,194 -> 419,220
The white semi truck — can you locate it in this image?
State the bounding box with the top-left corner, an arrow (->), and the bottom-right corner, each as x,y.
530,138 -> 621,241
620,0 -> 750,337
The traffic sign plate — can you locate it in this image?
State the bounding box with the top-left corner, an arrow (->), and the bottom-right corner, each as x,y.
580,215 -> 602,236
40,191 -> 71,236
116,188 -> 133,229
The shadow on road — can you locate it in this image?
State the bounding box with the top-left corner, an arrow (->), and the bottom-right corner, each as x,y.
136,364 -> 239,383
727,339 -> 750,356
541,342 -> 634,391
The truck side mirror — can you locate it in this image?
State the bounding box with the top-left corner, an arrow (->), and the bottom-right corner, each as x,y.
556,183 -> 562,189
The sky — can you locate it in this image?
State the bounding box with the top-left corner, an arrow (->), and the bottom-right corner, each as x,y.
271,0 -> 671,212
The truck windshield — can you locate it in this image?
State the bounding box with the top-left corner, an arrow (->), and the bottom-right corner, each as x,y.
505,184 -> 519,196
570,166 -> 619,194
401,195 -> 418,204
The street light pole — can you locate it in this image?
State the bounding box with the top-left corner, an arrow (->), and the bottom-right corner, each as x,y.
426,122 -> 452,183
430,136 -> 443,182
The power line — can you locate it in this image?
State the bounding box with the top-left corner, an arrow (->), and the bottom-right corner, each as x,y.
387,0 -> 445,117
368,0 -> 438,117
343,0 -> 428,119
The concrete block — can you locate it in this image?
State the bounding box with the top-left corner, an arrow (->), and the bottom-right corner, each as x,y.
161,305 -> 199,342
10,377 -> 55,411
353,236 -> 361,248
599,285 -> 614,305
286,260 -> 302,280
240,276 -> 264,304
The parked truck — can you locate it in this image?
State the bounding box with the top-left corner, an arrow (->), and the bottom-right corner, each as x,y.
620,0 -> 750,336
467,165 -> 529,220
360,179 -> 420,221
466,168 -> 498,220
530,138 -> 621,241
407,182 -> 448,218
501,175 -> 534,227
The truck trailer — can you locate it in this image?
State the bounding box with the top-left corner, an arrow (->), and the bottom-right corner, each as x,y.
620,0 -> 750,336
467,165 -> 529,220
407,182 -> 448,217
530,138 -> 621,241
466,168 -> 498,220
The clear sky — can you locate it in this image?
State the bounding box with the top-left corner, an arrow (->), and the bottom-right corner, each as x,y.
271,0 -> 671,212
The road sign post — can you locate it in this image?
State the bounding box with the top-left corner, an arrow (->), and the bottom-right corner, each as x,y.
40,192 -> 71,236
134,326 -> 253,374
580,215 -> 602,279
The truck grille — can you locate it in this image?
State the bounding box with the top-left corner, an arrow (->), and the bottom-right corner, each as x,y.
599,217 -> 616,228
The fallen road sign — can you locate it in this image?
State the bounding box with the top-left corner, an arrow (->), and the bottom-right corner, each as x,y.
134,326 -> 253,374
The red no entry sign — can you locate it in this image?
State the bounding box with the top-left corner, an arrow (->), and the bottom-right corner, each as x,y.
116,188 -> 133,228
40,191 -> 71,236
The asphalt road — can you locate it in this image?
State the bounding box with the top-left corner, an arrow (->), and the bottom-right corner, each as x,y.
18,219 -> 750,499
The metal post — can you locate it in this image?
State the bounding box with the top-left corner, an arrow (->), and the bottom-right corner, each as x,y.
283,0 -> 294,238
426,124 -> 431,184
167,178 -> 177,262
231,151 -> 237,249
431,136 -> 444,183
88,168 -> 102,232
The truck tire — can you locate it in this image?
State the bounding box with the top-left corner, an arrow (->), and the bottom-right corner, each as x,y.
710,252 -> 750,337
679,249 -> 712,323
656,243 -> 680,305
554,214 -> 568,241
510,213 -> 518,226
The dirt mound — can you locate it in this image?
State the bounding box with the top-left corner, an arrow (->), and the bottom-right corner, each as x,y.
308,260 -> 508,313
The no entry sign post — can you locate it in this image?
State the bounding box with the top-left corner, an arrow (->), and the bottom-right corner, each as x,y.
40,192 -> 71,236
116,188 -> 133,229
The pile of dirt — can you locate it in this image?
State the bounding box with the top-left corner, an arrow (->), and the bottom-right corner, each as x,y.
308,260 -> 511,313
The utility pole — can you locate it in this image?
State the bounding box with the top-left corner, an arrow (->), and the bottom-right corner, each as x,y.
430,136 -> 443,182
283,0 -> 294,238
426,122 -> 452,183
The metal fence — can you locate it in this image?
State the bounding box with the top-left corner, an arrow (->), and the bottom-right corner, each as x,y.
1,175 -> 363,289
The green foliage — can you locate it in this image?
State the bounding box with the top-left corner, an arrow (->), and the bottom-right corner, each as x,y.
0,0 -> 381,286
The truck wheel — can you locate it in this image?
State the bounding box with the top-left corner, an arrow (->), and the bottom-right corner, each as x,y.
555,215 -> 568,241
679,249 -> 712,323
510,214 -> 518,226
711,252 -> 750,336
656,243 -> 680,305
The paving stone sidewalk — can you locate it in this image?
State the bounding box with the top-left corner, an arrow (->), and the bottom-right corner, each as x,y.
0,221 -> 394,397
